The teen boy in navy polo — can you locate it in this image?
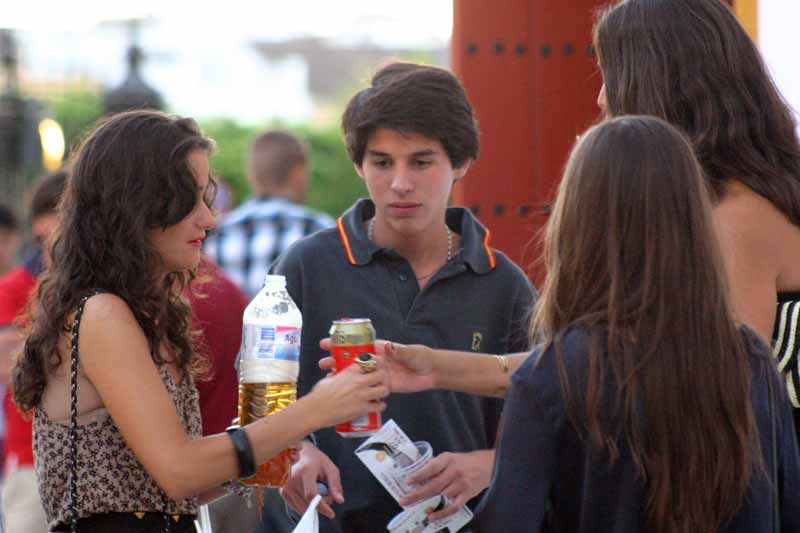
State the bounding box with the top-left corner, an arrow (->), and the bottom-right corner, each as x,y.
271,62 -> 536,532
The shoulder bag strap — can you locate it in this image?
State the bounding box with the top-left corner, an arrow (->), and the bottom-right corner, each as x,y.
69,294 -> 91,533
69,293 -> 173,533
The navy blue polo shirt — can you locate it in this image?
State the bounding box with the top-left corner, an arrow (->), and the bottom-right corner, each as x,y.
271,198 -> 536,520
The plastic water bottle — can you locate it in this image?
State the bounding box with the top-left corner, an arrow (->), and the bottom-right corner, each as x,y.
236,274 -> 301,487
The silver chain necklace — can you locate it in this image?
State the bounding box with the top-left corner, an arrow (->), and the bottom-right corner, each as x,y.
368,217 -> 452,261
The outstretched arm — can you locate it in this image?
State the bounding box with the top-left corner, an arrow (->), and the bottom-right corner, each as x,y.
319,338 -> 529,398
78,294 -> 388,501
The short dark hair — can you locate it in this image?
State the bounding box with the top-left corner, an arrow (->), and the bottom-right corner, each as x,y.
342,62 -> 479,168
0,204 -> 18,231
248,130 -> 308,193
30,171 -> 69,220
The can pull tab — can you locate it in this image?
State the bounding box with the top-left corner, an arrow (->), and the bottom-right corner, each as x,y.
355,352 -> 377,373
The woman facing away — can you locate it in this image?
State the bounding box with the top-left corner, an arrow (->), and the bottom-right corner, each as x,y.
593,0 -> 800,416
11,110 -> 388,532
339,117 -> 800,532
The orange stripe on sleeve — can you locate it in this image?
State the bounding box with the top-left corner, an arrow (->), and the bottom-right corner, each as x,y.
337,217 -> 357,265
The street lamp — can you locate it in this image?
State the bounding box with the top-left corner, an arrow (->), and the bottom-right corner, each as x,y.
103,20 -> 163,114
0,29 -> 63,211
38,118 -> 65,172
0,29 -> 25,205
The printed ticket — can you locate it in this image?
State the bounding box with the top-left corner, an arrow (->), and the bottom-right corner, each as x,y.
354,419 -> 473,532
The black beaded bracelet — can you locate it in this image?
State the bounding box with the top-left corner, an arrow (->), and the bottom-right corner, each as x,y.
225,425 -> 256,479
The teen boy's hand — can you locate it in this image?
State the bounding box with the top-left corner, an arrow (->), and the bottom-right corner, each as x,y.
280,441 -> 344,519
399,449 -> 495,520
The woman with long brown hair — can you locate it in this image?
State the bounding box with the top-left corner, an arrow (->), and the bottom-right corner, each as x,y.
593,0 -> 800,424
335,116 -> 800,532
475,115 -> 800,532
11,109 -> 388,532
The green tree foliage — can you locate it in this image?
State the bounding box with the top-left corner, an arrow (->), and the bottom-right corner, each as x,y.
42,84 -> 364,219
200,118 -> 255,206
47,84 -> 104,157
298,125 -> 365,218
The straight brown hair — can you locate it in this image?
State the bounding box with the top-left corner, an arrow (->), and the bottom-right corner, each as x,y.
594,0 -> 800,221
531,116 -> 760,533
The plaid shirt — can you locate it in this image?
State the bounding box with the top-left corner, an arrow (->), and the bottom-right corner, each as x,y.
203,197 -> 335,298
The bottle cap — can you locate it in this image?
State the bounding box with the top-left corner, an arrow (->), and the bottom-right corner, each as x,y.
263,274 -> 286,287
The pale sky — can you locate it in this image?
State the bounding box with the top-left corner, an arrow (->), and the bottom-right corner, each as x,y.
6,0 -> 453,44
759,0 -> 800,121
9,1 -> 454,124
7,1 -> 799,126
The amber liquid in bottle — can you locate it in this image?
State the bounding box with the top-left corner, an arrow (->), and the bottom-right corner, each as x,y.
237,382 -> 297,487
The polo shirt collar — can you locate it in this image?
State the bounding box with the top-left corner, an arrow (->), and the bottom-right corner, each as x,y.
336,198 -> 497,274
446,206 -> 497,274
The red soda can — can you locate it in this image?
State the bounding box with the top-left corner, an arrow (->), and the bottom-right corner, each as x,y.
329,318 -> 382,437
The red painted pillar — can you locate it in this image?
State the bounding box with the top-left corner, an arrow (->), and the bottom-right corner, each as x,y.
452,1 -> 606,284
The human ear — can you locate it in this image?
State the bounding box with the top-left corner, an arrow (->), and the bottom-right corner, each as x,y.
354,163 -> 365,179
453,159 -> 472,182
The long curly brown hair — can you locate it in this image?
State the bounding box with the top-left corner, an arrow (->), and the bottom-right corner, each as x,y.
13,110 -> 215,411
594,0 -> 800,221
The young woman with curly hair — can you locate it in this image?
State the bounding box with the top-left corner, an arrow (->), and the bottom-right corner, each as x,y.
12,110 -> 388,532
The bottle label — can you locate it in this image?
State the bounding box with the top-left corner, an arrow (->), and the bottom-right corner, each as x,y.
242,325 -> 301,362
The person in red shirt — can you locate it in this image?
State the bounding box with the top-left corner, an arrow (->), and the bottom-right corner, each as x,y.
187,258 -> 247,436
187,258 -> 267,532
1,171 -> 66,533
0,205 -> 20,277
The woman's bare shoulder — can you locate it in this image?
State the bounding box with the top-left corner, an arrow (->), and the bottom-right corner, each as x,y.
77,293 -> 150,363
718,180 -> 786,221
717,181 -> 794,243
77,292 -> 141,328
717,180 -> 800,290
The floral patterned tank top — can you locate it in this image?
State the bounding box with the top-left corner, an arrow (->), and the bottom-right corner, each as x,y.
33,365 -> 202,529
